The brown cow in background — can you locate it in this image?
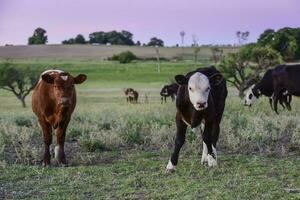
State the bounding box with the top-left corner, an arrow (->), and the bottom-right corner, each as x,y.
124,88 -> 139,103
32,69 -> 87,166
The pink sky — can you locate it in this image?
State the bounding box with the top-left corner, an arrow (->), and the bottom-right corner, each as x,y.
0,0 -> 299,46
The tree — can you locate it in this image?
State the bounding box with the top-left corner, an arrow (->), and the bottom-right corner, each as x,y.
192,34 -> 198,47
147,37 -> 164,47
236,31 -> 250,45
89,31 -> 106,44
193,47 -> 201,66
28,27 -> 48,45
218,45 -> 282,98
62,34 -> 86,44
88,30 -> 135,45
62,38 -> 75,44
136,41 -> 141,46
74,34 -> 86,44
211,47 -> 223,64
257,27 -> 300,61
180,31 -> 185,47
271,28 -> 298,61
257,29 -> 275,46
0,63 -> 39,107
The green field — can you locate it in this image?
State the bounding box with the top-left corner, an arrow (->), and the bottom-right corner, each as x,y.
1,58 -> 300,199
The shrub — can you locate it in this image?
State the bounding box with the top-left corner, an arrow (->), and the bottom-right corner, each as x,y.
81,139 -> 107,152
111,51 -> 137,64
15,117 -> 32,127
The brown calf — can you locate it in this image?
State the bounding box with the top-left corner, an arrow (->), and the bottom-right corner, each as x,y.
32,70 -> 87,166
124,88 -> 139,103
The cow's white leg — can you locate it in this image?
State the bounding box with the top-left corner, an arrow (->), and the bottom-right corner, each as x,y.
54,145 -> 60,161
201,142 -> 208,164
207,145 -> 217,167
166,160 -> 176,172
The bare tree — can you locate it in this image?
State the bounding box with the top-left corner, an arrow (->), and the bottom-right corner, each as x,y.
236,31 -> 250,45
180,31 -> 185,47
193,47 -> 201,66
211,47 -> 223,64
192,34 -> 198,47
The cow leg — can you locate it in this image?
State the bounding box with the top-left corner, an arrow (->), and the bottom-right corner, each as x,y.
39,118 -> 52,166
202,122 -> 217,167
269,98 -> 273,110
286,95 -> 292,111
279,98 -> 285,109
55,118 -> 70,166
166,114 -> 187,172
211,123 -> 220,163
161,96 -> 163,104
273,91 -> 280,114
164,96 -> 166,103
171,95 -> 175,102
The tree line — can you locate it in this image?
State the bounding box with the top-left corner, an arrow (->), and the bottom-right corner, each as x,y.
28,28 -> 164,47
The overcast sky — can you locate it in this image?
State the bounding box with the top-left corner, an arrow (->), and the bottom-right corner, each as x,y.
0,0 -> 299,46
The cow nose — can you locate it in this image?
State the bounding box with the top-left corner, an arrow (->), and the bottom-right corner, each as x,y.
59,97 -> 70,106
197,102 -> 206,108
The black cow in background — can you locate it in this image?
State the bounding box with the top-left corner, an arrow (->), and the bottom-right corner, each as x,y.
272,64 -> 300,113
166,66 -> 227,172
160,83 -> 179,103
244,66 -> 292,112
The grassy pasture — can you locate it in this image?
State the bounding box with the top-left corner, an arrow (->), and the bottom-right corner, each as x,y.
0,59 -> 300,199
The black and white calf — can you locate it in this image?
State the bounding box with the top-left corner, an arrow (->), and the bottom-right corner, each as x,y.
160,83 -> 179,103
244,66 -> 292,113
166,66 -> 227,172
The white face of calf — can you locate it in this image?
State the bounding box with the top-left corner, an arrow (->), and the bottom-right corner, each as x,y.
244,85 -> 258,106
188,72 -> 211,111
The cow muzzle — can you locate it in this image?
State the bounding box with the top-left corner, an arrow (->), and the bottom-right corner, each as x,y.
195,102 -> 207,111
59,97 -> 71,107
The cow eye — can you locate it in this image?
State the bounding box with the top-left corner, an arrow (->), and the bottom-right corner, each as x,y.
189,87 -> 192,91
206,87 -> 210,92
249,94 -> 252,99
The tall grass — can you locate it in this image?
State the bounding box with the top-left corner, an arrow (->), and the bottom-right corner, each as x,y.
1,94 -> 299,165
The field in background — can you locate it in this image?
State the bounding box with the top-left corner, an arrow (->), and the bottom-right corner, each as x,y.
1,57 -> 300,199
0,44 -> 238,60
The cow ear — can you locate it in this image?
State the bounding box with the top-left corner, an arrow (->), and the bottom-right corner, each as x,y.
42,74 -> 54,84
209,73 -> 224,86
175,75 -> 188,85
74,74 -> 87,84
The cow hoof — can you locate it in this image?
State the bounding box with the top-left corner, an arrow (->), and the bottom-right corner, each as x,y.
59,163 -> 69,167
201,155 -> 208,165
201,142 -> 208,165
42,162 -> 51,167
166,160 -> 176,173
207,154 -> 217,167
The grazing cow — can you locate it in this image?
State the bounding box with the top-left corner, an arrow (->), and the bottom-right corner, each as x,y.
160,83 -> 179,103
124,88 -> 139,103
32,69 -> 87,166
272,64 -> 300,113
244,66 -> 292,112
166,66 -> 227,172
